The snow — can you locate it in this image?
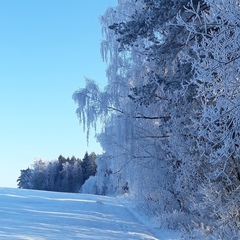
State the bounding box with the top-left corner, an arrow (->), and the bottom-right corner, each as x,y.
0,188 -> 180,240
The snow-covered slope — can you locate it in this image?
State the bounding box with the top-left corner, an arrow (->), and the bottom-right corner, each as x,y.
0,188 -> 179,239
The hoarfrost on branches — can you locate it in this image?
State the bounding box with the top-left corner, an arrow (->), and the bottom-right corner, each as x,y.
74,0 -> 240,238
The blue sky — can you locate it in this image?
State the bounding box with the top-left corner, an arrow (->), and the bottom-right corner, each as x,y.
0,0 -> 117,188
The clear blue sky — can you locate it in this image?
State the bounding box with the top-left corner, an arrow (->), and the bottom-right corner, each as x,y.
0,0 -> 117,188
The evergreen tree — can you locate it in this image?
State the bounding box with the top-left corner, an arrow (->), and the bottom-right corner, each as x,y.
17,168 -> 32,189
82,152 -> 97,184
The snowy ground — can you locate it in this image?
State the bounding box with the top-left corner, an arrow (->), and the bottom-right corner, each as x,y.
0,188 -> 180,240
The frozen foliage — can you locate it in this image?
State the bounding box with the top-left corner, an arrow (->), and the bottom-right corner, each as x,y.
177,0 -> 240,238
72,80 -> 113,142
73,0 -> 240,238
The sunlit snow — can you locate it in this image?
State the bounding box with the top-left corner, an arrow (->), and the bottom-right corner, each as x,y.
0,188 -> 179,239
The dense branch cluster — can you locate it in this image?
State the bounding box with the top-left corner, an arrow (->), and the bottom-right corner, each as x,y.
73,0 -> 240,238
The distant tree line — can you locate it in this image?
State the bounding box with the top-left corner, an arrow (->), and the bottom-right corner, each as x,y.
17,152 -> 97,193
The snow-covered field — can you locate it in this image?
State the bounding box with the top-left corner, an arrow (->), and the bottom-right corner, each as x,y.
0,188 -> 179,240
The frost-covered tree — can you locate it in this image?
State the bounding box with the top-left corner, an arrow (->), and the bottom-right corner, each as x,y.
31,159 -> 49,190
17,168 -> 33,189
176,0 -> 240,238
74,0 -> 205,215
74,0 -> 240,238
